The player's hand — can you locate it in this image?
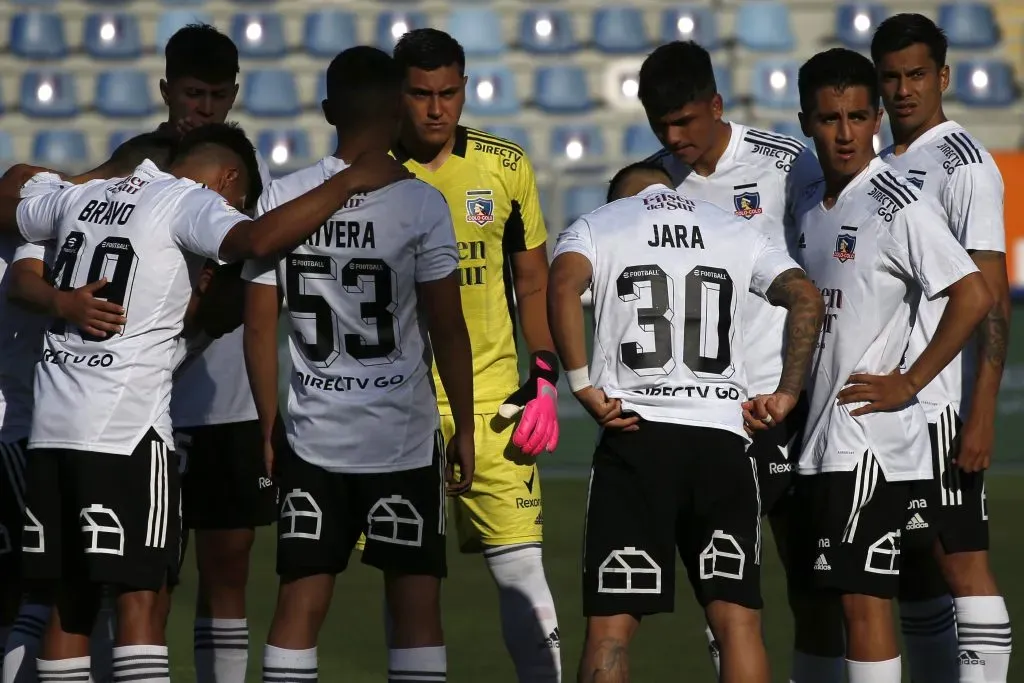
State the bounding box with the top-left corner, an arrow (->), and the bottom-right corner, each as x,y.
0,164 -> 60,197
193,262 -> 245,339
445,430 -> 475,496
54,278 -> 127,338
742,391 -> 797,434
344,151 -> 414,194
575,386 -> 639,431
954,412 -> 993,473
262,438 -> 275,478
499,351 -> 560,457
837,369 -> 917,416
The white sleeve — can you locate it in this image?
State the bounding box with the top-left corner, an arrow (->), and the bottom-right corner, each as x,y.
942,161 -> 1005,253
881,196 -> 979,299
415,187 -> 459,283
552,216 -> 596,266
13,240 -> 50,264
749,232 -> 802,299
241,258 -> 278,287
170,185 -> 251,263
15,184 -> 81,243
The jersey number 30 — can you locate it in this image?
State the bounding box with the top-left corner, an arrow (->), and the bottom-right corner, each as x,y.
616,264 -> 735,379
286,255 -> 401,368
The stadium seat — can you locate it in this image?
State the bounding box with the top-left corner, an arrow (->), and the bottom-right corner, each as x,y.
465,65 -> 520,116
20,72 -> 78,118
939,3 -> 999,49
734,2 -> 794,52
231,12 -> 286,59
714,64 -> 735,108
624,124 -> 661,158
447,7 -> 505,56
534,66 -> 591,113
84,13 -> 142,59
481,125 -> 531,154
551,126 -> 606,166
592,7 -> 648,54
564,185 -> 607,224
10,12 -> 67,60
834,4 -> 886,49
304,10 -> 357,57
661,6 -> 719,49
517,9 -> 576,54
107,130 -> 145,156
376,11 -> 427,50
315,71 -> 328,106
257,130 -> 311,174
751,60 -> 800,109
0,133 -> 15,166
33,130 -> 88,168
95,70 -> 153,118
156,10 -> 213,51
954,60 -> 1016,107
243,70 -> 300,117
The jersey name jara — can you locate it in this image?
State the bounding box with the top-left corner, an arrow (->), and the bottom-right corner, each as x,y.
647,224 -> 706,250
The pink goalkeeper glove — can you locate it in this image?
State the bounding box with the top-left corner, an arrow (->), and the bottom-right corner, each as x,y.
498,351 -> 561,457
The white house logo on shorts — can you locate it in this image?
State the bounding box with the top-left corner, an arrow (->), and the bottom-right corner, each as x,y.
0,524 -> 10,556
280,489 -> 323,540
864,530 -> 901,575
367,495 -> 423,547
22,507 -> 45,553
597,547 -> 661,594
80,504 -> 125,556
699,530 -> 746,581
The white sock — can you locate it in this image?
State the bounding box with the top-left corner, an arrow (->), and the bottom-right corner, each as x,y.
111,645 -> 169,683
90,604 -> 115,683
900,596 -> 958,683
388,646 -> 445,682
485,544 -> 562,682
704,624 -> 721,678
195,617 -> 249,683
263,645 -> 316,683
847,656 -> 902,683
955,596 -> 1012,683
790,650 -> 844,683
3,603 -> 48,683
37,656 -> 91,683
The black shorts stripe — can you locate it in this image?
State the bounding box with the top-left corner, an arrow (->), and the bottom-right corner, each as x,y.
145,440 -> 169,549
842,451 -> 878,544
748,456 -> 762,563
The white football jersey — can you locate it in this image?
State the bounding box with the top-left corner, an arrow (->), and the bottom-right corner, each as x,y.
553,183 -> 800,441
880,121 -> 1005,422
649,122 -> 822,396
243,156 -> 458,473
170,151 -> 272,428
16,160 -> 249,455
791,157 -> 979,481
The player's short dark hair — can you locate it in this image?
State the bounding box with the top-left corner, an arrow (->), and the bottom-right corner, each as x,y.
798,48 -> 879,114
638,41 -> 717,119
171,122 -> 262,210
393,28 -> 466,75
325,46 -> 404,128
870,13 -> 948,69
106,132 -> 178,174
165,24 -> 239,84
607,161 -> 671,203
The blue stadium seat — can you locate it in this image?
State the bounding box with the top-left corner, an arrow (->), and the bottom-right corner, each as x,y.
33,130 -> 88,167
534,66 -> 591,113
10,12 -> 67,59
20,72 -> 77,118
84,14 -> 142,60
593,7 -> 648,54
661,6 -> 718,49
518,9 -> 576,54
304,10 -> 357,57
624,124 -> 661,158
231,12 -> 286,59
315,71 -> 328,106
257,130 -> 311,174
376,11 -> 427,50
564,185 -> 607,224
447,7 -> 505,56
156,10 -> 213,51
107,130 -> 145,156
481,126 -> 531,155
939,3 -> 999,49
714,65 -> 735,108
0,133 -> 14,166
465,65 -> 519,116
954,60 -> 1016,107
751,60 -> 800,109
243,70 -> 300,117
95,70 -> 153,117
551,126 -> 606,166
835,4 -> 886,49
735,2 -> 794,52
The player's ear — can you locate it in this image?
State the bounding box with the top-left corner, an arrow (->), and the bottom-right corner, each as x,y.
939,64 -> 950,93
321,99 -> 335,127
710,93 -> 723,121
228,82 -> 240,107
872,106 -> 882,135
159,79 -> 171,107
798,112 -> 810,138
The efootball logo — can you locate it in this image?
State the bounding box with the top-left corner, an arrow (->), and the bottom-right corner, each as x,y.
466,189 -> 495,226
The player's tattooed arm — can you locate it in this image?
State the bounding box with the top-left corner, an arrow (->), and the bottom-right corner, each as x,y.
971,251 -> 1010,371
766,268 -> 826,398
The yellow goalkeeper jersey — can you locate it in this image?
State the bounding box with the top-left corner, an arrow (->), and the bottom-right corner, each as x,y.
399,126 -> 549,414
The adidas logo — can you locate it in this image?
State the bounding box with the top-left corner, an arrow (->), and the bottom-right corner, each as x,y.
959,650 -> 985,666
813,554 -> 831,571
906,513 -> 929,530
534,511 -> 544,526
540,627 -> 560,649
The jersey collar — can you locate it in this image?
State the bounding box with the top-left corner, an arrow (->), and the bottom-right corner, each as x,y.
638,183 -> 674,195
